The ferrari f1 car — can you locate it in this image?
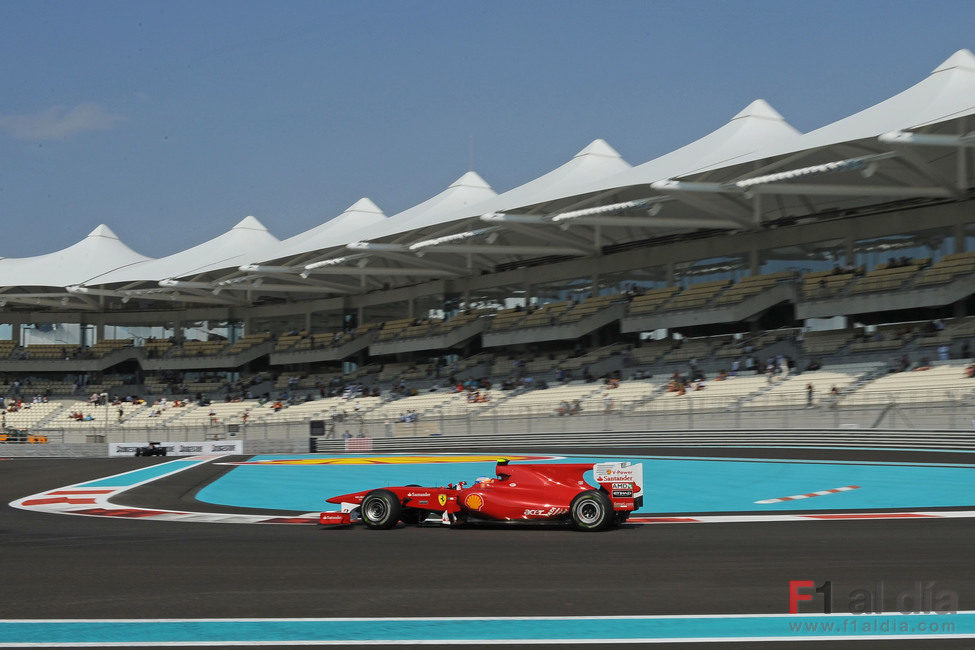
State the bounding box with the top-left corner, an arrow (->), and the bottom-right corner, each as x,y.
320,459 -> 643,531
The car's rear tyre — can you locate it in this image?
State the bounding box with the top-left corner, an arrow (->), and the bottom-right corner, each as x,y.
361,489 -> 402,530
570,490 -> 614,532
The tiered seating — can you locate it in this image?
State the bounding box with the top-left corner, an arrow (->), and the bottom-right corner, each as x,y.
558,294 -> 621,323
714,329 -> 796,359
144,377 -> 225,395
376,318 -> 416,342
745,363 -> 880,408
143,339 -> 174,357
847,325 -> 914,353
914,251 -> 975,287
636,375 -> 773,413
715,272 -> 794,305
6,379 -> 76,395
661,337 -> 728,363
47,400 -> 114,428
659,280 -> 730,312
91,338 -> 133,357
430,391 -> 498,417
847,260 -> 928,295
120,400 -> 190,427
559,344 -> 626,371
451,352 -> 493,373
377,362 -> 415,381
0,341 -> 16,358
247,397 -> 356,423
84,377 -> 125,395
526,352 -> 573,374
801,329 -> 860,356
580,379 -> 659,411
397,319 -> 445,339
0,400 -> 62,429
519,302 -> 573,329
225,332 -> 271,355
443,309 -> 491,331
628,286 -> 680,315
801,270 -> 856,299
488,381 -> 604,416
363,392 -> 457,420
914,317 -> 975,350
20,345 -> 76,360
273,370 -> 344,391
172,340 -> 227,357
628,340 -> 675,365
489,355 -> 521,377
274,331 -> 308,352
172,400 -> 261,427
489,308 -> 528,331
346,363 -> 379,380
838,361 -> 975,407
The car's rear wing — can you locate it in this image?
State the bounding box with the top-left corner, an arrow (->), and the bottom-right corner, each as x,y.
593,462 -> 644,504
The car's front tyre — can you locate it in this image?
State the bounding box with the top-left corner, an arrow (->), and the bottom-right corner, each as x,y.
569,490 -> 614,531
360,489 -> 402,530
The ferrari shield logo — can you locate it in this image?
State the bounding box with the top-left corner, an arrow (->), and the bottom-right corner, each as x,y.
438,494 -> 447,507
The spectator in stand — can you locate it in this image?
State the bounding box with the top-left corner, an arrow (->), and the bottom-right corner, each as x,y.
963,340 -> 972,360
938,345 -> 950,361
806,384 -> 814,407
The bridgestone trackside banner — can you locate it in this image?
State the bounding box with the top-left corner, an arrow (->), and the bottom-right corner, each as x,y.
109,441 -> 244,457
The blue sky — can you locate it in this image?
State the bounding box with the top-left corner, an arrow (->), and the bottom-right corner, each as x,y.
1,1 -> 973,258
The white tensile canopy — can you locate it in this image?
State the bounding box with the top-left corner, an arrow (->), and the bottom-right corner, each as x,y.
348,171 -> 498,243
575,99 -> 801,195
0,225 -> 149,289
254,197 -> 387,263
2,50 -> 973,309
693,49 -> 975,178
86,216 -> 279,285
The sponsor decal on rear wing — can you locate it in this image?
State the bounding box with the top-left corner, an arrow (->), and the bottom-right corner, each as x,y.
593,462 -> 644,499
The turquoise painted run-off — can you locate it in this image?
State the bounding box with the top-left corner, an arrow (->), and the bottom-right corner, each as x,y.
195,454 -> 975,514
1,614 -> 972,644
77,460 -> 204,488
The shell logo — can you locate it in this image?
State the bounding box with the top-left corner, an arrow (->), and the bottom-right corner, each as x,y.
464,493 -> 484,511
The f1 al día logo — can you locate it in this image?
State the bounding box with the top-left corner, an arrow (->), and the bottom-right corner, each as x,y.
789,579 -> 958,615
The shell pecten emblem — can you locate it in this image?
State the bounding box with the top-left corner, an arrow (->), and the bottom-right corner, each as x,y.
464,493 -> 484,511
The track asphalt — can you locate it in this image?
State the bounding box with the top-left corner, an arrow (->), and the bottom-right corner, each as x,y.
2,447 -> 974,648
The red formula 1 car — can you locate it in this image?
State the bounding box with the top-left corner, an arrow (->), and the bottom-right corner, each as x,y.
320,459 -> 643,531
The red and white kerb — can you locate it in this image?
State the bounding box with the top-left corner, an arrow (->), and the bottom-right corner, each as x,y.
754,485 -> 860,504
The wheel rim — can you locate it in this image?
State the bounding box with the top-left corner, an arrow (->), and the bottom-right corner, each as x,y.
365,499 -> 387,522
577,500 -> 601,525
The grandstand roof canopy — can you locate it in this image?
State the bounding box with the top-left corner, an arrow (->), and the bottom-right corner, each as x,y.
258,197 -> 387,263
0,225 -> 149,292
2,49 -> 975,314
87,216 -> 279,286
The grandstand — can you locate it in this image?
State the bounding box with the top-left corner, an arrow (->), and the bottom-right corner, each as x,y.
2,50 -> 975,443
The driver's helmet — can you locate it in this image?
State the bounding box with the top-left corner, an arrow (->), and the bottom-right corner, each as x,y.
474,476 -> 494,486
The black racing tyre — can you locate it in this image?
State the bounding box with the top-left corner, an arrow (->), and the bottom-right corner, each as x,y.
569,490 -> 615,532
360,489 -> 402,530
